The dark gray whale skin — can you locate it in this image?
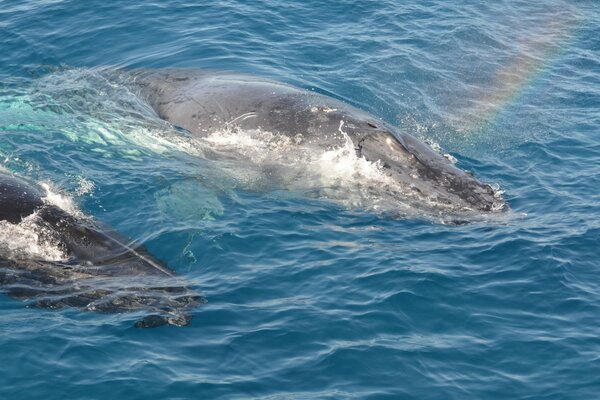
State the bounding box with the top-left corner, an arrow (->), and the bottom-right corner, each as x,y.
130,70 -> 506,217
0,173 -> 201,327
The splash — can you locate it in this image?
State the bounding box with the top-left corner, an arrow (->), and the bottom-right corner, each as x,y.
194,124 -> 465,219
0,213 -> 68,262
41,182 -> 76,212
0,181 -> 86,262
75,176 -> 95,196
199,125 -> 392,189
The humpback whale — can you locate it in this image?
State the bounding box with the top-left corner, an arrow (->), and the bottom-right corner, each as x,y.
129,70 -> 506,218
0,173 -> 201,327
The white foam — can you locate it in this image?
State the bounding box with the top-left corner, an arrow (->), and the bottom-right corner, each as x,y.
0,213 -> 68,262
75,177 -> 95,196
316,120 -> 393,185
40,182 -> 83,218
0,180 -> 87,262
188,121 -> 512,222
191,121 -> 412,214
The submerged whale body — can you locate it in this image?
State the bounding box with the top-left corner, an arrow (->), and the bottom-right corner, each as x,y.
130,69 -> 507,220
0,173 -> 201,327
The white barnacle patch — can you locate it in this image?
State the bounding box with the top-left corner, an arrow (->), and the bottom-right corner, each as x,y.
293,133 -> 304,145
310,106 -> 337,113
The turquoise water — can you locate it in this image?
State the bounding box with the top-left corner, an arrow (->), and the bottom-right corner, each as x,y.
1,0 -> 599,398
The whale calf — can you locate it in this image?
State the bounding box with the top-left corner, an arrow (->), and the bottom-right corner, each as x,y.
128,70 -> 506,219
0,173 -> 201,327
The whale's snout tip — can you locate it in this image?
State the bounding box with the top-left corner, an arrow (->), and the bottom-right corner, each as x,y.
477,183 -> 508,213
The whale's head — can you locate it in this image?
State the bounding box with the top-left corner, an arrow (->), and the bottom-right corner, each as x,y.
340,118 -> 507,218
125,69 -> 507,221
0,172 -> 202,327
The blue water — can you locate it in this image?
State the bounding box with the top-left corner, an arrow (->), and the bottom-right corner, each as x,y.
1,0 -> 599,398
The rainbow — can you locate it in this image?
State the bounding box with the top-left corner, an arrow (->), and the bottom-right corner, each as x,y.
459,11 -> 580,132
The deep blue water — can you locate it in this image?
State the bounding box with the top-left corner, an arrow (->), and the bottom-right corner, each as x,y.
1,0 -> 600,398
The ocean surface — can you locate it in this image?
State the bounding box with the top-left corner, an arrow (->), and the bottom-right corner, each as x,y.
1,0 -> 599,398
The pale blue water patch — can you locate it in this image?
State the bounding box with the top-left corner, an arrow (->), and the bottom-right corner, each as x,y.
1,0 -> 600,399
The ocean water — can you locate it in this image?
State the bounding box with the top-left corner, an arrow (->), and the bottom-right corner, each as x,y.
1,0 -> 599,398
